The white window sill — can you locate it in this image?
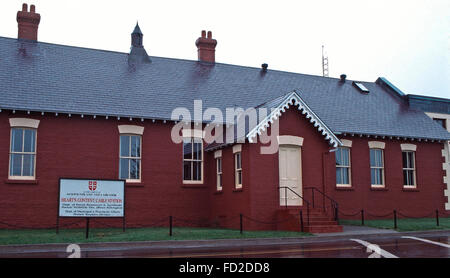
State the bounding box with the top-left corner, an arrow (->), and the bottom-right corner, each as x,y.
336,184 -> 352,188
8,176 -> 36,180
183,180 -> 204,184
370,185 -> 388,191
182,180 -> 205,188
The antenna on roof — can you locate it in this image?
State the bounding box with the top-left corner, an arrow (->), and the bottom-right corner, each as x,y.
322,45 -> 329,77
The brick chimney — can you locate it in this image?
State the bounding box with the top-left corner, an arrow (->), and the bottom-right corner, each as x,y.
17,3 -> 41,41
195,30 -> 217,63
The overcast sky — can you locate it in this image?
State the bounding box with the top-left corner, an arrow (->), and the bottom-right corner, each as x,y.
1,0 -> 449,98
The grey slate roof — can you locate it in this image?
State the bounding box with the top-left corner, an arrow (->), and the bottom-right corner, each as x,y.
0,36 -> 449,141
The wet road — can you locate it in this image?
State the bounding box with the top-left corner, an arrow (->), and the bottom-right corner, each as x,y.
0,232 -> 449,258
140,235 -> 450,258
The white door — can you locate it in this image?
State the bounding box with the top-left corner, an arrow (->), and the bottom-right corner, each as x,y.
279,146 -> 302,206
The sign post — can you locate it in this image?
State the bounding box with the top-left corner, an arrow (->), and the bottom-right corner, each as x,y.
57,178 -> 126,238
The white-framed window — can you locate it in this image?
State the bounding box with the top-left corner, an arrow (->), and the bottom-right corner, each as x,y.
9,128 -> 37,180
215,150 -> 222,191
402,151 -> 416,187
183,137 -> 203,183
234,151 -> 242,188
119,135 -> 142,182
216,157 -> 222,191
336,147 -> 351,186
370,148 -> 385,187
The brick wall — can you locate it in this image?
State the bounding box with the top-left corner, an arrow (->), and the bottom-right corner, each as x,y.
0,107 -> 446,230
0,111 -> 210,229
208,106 -> 447,230
328,136 -> 447,220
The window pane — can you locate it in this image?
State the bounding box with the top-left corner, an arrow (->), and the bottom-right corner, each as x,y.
342,168 -> 349,184
402,152 -> 408,168
236,153 -> 241,169
371,168 -> 383,185
370,149 -> 383,167
341,148 -> 349,166
183,161 -> 192,180
370,149 -> 376,167
335,148 -> 342,166
217,158 -> 222,172
22,154 -> 34,176
193,138 -> 202,161
404,169 -> 415,186
238,170 -> 242,185
10,154 -> 22,176
120,136 -> 130,157
408,152 -> 414,168
378,150 -> 383,167
193,161 -> 202,181
183,138 -> 192,160
130,159 -> 140,179
403,169 -> 408,185
336,168 -> 342,184
402,152 -> 415,169
408,170 -> 415,186
130,136 -> 140,158
218,174 -> 222,187
371,169 -> 376,184
23,129 -> 36,153
119,158 -> 129,179
11,128 -> 23,152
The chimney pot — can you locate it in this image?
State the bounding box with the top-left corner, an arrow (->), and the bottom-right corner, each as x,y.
201,30 -> 206,38
261,63 -> 268,71
207,31 -> 212,39
22,3 -> 27,12
30,5 -> 35,13
340,74 -> 347,82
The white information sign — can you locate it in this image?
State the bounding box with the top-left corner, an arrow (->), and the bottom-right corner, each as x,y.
59,179 -> 125,217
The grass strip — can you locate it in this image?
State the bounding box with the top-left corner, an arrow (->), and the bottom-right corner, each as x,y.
0,227 -> 312,245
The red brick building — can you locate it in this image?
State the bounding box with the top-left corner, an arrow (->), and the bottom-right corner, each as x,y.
0,4 -> 449,233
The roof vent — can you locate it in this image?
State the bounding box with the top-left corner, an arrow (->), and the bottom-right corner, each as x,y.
353,81 -> 369,93
261,63 -> 268,71
340,74 -> 346,82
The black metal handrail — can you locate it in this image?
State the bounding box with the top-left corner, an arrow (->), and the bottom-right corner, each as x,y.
278,186 -> 311,208
278,186 -> 310,226
304,187 -> 339,221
